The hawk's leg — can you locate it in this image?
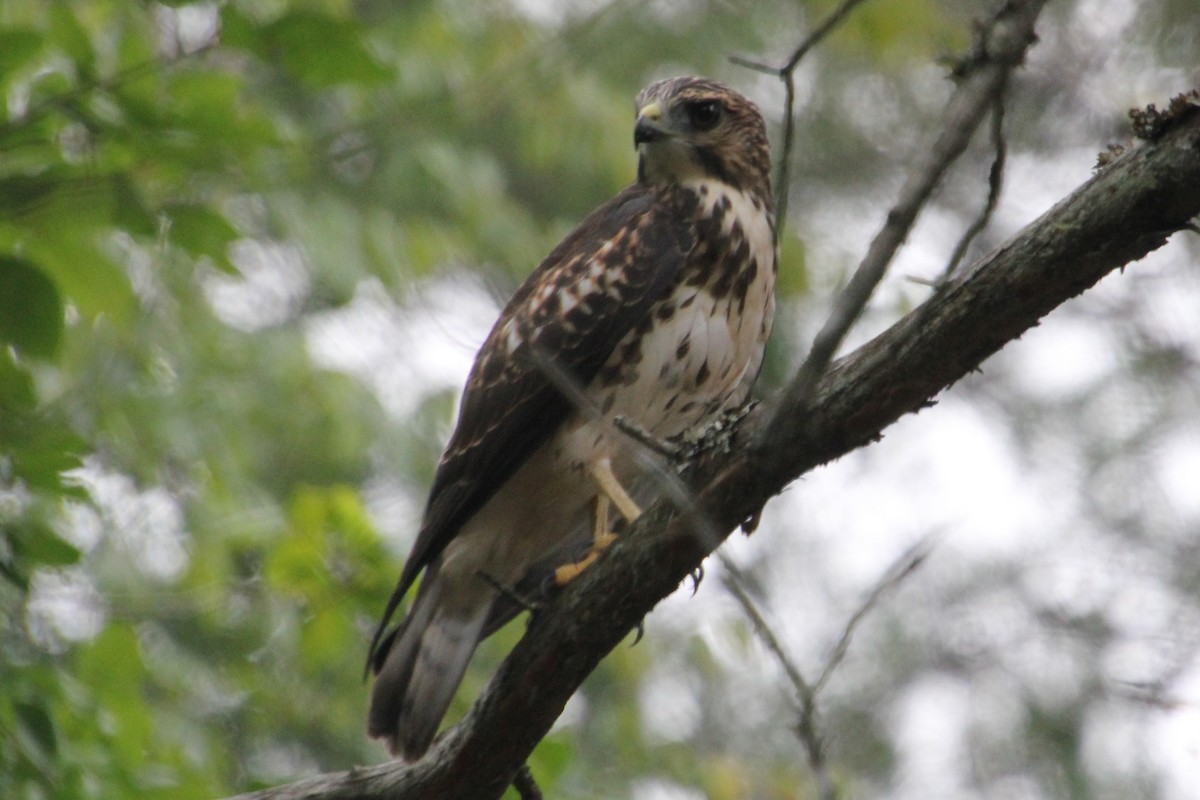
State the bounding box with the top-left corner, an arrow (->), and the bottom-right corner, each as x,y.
554,458 -> 642,585
589,456 -> 642,523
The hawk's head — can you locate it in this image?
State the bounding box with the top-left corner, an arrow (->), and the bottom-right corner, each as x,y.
633,77 -> 771,203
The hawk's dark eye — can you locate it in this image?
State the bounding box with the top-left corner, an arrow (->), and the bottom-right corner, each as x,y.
686,100 -> 723,131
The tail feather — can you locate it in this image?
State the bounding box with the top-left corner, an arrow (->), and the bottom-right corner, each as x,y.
367,593 -> 433,746
368,577 -> 490,761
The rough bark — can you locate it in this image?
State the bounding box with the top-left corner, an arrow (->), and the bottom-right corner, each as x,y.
226,100 -> 1200,800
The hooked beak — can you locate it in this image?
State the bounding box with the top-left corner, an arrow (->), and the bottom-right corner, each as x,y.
634,101 -> 668,147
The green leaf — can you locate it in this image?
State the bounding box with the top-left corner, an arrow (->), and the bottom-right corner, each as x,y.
47,5 -> 93,72
0,172 -> 142,325
216,5 -> 255,50
0,257 -> 64,359
0,347 -> 35,412
77,624 -> 154,754
165,204 -> 240,272
15,523 -> 82,568
14,700 -> 59,761
9,423 -> 87,492
166,71 -> 248,135
25,67 -> 73,108
0,30 -> 43,82
0,348 -> 88,490
109,173 -> 158,237
0,555 -> 28,590
4,227 -> 136,327
251,11 -> 391,86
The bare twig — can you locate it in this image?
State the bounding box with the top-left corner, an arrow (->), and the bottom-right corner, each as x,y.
511,765 -> 543,800
718,553 -> 835,800
611,415 -> 679,458
762,0 -> 1048,448
731,0 -> 880,237
813,538 -> 933,693
718,554 -> 814,701
942,94 -> 1010,280
719,536 -> 932,800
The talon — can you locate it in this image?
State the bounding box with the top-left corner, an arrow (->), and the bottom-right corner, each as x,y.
689,565 -> 705,595
631,619 -> 645,646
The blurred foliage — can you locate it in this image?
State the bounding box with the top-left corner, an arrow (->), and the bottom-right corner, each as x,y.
1,0 -> 1198,799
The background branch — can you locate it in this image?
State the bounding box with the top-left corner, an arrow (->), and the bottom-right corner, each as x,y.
942,95 -> 1009,279
718,537 -> 930,800
717,553 -> 831,800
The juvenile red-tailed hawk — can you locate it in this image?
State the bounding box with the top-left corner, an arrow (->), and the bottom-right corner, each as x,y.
368,76 -> 776,760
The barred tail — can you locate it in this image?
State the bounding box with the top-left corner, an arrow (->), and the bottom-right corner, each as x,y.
367,576 -> 489,761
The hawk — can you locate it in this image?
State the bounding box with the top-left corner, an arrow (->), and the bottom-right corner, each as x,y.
367,76 -> 776,760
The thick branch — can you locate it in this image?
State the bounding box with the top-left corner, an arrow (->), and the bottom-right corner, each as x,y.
228,105 -> 1200,800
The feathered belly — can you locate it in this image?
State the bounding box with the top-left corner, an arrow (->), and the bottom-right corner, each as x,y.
557,262 -> 774,472
449,277 -> 773,590
448,180 -> 776,584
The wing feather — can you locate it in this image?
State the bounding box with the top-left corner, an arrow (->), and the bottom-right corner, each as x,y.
369,183 -> 695,667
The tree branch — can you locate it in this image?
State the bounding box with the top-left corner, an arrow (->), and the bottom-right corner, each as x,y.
226,95 -> 1200,800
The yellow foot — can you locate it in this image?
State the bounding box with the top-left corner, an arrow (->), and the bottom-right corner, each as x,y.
554,532 -> 617,585
554,458 -> 644,586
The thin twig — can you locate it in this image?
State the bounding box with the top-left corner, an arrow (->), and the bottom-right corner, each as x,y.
942,93 -> 1009,279
512,764 -> 543,800
718,553 -> 835,800
611,415 -> 679,458
727,0 -> 880,83
731,0 -> 880,240
718,553 -> 814,700
727,55 -> 781,76
813,537 -> 934,693
476,571 -> 540,614
775,75 -> 797,239
785,0 -> 878,74
720,536 -> 933,800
